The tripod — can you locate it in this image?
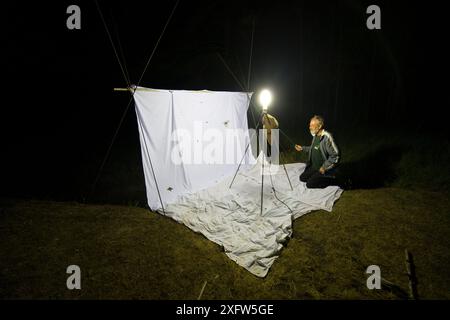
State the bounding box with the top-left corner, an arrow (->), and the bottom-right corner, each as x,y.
229,111 -> 294,216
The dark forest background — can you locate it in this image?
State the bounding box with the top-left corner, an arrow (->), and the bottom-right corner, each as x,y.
2,0 -> 449,204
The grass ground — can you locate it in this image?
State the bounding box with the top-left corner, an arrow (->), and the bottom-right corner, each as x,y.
1,129 -> 449,299
1,186 -> 449,299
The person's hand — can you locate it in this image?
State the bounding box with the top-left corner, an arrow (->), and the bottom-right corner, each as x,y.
319,167 -> 325,174
295,144 -> 302,152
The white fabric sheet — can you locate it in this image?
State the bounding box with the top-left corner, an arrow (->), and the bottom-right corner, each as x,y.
134,88 -> 255,210
164,153 -> 343,277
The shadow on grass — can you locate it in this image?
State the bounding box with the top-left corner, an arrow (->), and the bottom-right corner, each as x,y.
338,144 -> 409,189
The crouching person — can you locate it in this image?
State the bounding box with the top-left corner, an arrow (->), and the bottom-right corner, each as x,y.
295,115 -> 340,188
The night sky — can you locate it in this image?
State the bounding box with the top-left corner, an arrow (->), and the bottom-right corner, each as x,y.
2,0 -> 449,202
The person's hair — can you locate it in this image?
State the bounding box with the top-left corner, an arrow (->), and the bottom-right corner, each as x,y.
311,115 -> 325,128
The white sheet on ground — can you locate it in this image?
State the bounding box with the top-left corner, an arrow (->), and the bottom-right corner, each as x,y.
164,153 -> 343,277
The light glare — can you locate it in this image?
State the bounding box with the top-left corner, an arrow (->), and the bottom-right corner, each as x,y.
259,89 -> 272,111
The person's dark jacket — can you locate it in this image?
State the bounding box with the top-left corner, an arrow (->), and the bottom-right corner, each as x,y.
302,130 -> 340,171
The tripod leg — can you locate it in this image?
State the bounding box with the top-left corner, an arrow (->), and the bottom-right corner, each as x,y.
277,131 -> 294,191
260,145 -> 265,217
229,111 -> 264,189
283,163 -> 294,191
229,138 -> 253,189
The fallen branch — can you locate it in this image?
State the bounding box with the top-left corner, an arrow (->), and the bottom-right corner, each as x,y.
197,280 -> 208,300
405,249 -> 419,300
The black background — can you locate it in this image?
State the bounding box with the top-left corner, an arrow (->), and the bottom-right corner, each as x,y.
2,0 -> 449,202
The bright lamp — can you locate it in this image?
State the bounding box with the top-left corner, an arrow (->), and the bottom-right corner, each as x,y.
259,89 -> 272,112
